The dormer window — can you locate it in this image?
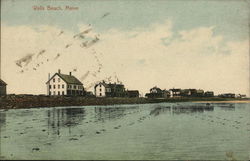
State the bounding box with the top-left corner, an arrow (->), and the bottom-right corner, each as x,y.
53,78 -> 55,82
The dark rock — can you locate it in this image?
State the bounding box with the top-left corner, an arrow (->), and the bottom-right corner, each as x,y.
32,147 -> 40,151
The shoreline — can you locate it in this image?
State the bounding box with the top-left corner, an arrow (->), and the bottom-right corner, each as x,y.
0,95 -> 249,110
192,100 -> 250,103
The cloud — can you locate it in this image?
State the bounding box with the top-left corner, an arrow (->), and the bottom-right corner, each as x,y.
1,20 -> 249,96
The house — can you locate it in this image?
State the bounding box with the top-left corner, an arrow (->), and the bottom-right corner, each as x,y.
204,91 -> 214,97
150,86 -> 162,94
218,93 -> 235,98
236,94 -> 247,98
46,69 -> 84,96
94,81 -> 125,97
180,89 -> 191,97
0,79 -> 7,96
196,89 -> 204,97
169,88 -> 181,97
162,90 -> 171,98
189,89 -> 204,97
145,86 -> 170,98
126,90 -> 139,98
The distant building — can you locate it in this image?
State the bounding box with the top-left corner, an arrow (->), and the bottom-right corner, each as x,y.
204,91 -> 214,97
126,90 -> 139,98
188,89 -> 204,97
169,88 -> 181,97
218,93 -> 235,98
150,86 -> 162,94
94,81 -> 125,97
145,86 -> 170,98
0,79 -> 7,96
180,89 -> 191,97
236,94 -> 247,98
46,69 -> 84,96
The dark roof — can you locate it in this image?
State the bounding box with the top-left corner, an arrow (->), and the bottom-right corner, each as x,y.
0,79 -> 7,86
127,90 -> 139,93
150,87 -> 162,92
46,73 -> 83,85
94,82 -> 124,89
170,88 -> 181,92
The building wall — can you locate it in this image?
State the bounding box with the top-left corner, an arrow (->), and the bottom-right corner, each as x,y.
0,86 -> 6,96
95,84 -> 106,97
66,83 -> 84,96
47,75 -> 67,96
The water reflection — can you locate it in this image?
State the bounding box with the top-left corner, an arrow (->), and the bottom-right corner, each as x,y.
0,112 -> 6,128
149,104 -> 214,116
149,106 -> 171,116
94,105 -> 140,122
217,103 -> 235,111
172,105 -> 214,114
47,108 -> 86,135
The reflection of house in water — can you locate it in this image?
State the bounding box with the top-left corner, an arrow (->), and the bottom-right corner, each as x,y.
217,103 -> 235,111
149,106 -> 171,116
171,105 -> 214,114
94,106 -> 139,121
0,112 -> 6,128
47,108 -> 86,135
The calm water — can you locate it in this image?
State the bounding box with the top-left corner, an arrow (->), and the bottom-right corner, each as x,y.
0,102 -> 249,160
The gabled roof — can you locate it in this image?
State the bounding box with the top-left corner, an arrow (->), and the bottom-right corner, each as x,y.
0,79 -> 7,86
94,81 -> 124,89
46,73 -> 83,85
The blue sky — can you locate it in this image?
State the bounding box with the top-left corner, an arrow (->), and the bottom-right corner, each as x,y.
2,0 -> 249,40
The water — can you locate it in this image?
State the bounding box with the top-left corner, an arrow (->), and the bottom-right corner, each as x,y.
0,102 -> 249,160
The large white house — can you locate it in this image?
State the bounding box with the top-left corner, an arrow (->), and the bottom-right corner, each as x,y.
46,69 -> 84,96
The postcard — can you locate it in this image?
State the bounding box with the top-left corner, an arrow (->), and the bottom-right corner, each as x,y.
0,0 -> 249,160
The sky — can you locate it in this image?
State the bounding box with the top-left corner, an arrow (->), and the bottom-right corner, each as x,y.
1,0 -> 250,96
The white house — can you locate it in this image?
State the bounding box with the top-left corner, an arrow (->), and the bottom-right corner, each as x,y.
94,81 -> 125,97
46,69 -> 84,96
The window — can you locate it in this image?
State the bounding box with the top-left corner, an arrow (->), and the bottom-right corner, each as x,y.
53,78 -> 55,82
100,88 -> 102,92
49,85 -> 51,89
67,85 -> 70,89
58,78 -> 60,82
58,85 -> 60,89
74,85 -> 76,89
62,84 -> 64,88
49,91 -> 51,95
100,93 -> 102,96
53,85 -> 56,89
99,84 -> 101,87
62,91 -> 64,95
58,91 -> 60,95
53,91 -> 56,95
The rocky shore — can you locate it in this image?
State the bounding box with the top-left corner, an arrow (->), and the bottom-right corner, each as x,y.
0,95 -> 249,109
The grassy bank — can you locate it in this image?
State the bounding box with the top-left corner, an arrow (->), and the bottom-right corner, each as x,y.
0,95 -> 249,109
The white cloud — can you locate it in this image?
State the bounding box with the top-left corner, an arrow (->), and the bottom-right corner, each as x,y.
1,20 -> 249,96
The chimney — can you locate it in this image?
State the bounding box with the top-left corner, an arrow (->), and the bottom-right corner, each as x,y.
58,69 -> 61,74
69,72 -> 72,76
